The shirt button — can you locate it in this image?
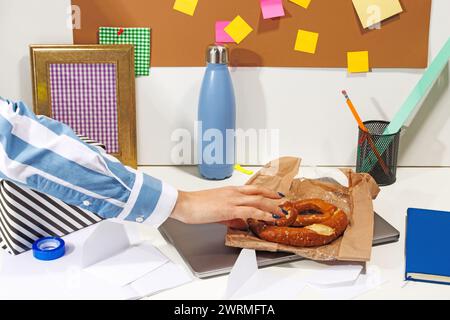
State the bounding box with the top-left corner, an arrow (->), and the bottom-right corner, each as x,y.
83,200 -> 91,206
136,216 -> 144,223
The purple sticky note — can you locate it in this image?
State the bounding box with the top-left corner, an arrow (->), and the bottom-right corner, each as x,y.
215,21 -> 235,43
260,0 -> 285,19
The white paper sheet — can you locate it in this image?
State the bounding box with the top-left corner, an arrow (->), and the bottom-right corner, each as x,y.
129,261 -> 193,297
224,249 -> 258,299
231,268 -> 307,300
0,268 -> 139,300
225,249 -> 307,300
84,244 -> 168,287
82,221 -> 130,267
0,220 -> 189,299
310,266 -> 386,299
305,264 -> 363,287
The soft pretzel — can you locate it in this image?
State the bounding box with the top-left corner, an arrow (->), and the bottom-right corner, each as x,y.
292,199 -> 337,227
248,199 -> 348,247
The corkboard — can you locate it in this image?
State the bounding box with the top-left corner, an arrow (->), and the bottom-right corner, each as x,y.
72,0 -> 431,68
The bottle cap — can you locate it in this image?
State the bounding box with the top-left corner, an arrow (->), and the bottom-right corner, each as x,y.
206,44 -> 229,64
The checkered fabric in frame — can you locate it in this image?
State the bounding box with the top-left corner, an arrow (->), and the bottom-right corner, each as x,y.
99,27 -> 151,76
49,63 -> 119,154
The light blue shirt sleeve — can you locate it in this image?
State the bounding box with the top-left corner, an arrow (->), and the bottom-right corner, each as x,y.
0,98 -> 178,227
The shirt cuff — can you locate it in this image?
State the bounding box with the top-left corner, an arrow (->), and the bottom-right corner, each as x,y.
120,172 -> 178,228
142,181 -> 178,228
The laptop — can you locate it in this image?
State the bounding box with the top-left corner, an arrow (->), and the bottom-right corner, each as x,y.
159,212 -> 400,279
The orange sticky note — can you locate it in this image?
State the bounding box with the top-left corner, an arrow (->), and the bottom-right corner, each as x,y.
224,16 -> 253,44
290,0 -> 312,9
173,0 -> 198,16
294,29 -> 319,54
347,51 -> 370,73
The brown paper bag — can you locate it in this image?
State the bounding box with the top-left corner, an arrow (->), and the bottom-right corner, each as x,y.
225,157 -> 380,262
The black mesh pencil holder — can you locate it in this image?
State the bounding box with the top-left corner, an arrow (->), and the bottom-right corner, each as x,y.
356,121 -> 401,186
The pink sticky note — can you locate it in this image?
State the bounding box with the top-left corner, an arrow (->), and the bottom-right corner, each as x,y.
260,0 -> 285,19
215,21 -> 235,43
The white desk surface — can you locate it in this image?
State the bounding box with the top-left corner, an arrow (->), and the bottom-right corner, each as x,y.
136,166 -> 450,300
1,166 -> 449,299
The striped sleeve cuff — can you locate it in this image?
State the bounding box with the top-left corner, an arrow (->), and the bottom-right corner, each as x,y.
120,172 -> 178,228
141,181 -> 178,227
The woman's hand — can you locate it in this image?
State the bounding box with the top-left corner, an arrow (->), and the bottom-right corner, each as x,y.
170,185 -> 285,226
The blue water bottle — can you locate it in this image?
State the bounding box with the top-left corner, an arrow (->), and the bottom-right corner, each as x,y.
198,44 -> 236,180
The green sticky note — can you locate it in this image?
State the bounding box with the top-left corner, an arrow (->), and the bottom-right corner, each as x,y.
361,38 -> 450,172
99,27 -> 151,76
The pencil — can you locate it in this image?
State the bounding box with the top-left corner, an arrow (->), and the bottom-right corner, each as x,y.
342,91 -> 367,131
342,90 -> 390,176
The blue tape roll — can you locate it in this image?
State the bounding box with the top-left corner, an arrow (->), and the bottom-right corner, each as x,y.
32,237 -> 65,261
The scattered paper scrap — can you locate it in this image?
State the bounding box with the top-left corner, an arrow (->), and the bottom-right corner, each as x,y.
225,250 -> 306,300
260,0 -> 285,19
173,0 -> 199,16
129,262 -> 193,297
347,51 -> 370,73
215,21 -> 235,43
234,164 -> 254,175
352,0 -> 403,29
290,0 -> 312,9
224,249 -> 258,299
294,29 -> 319,54
84,245 -> 168,287
224,15 -> 253,44
232,269 -> 307,300
305,265 -> 363,287
309,266 -> 386,300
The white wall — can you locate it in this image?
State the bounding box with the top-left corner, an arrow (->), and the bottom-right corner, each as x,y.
0,0 -> 73,106
1,0 -> 449,167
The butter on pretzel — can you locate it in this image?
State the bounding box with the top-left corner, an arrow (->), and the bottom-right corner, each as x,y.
248,199 -> 348,247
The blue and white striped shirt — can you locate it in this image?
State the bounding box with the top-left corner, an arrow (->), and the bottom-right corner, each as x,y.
0,98 -> 178,227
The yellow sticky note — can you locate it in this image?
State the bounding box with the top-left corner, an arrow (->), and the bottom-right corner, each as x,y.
352,0 -> 403,29
290,0 -> 312,9
294,30 -> 319,54
224,16 -> 253,44
347,51 -> 370,73
173,0 -> 198,16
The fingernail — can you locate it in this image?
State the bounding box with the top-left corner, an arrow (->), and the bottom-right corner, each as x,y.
278,192 -> 285,198
272,214 -> 281,219
281,208 -> 289,215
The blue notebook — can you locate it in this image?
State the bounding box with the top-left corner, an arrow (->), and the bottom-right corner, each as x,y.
406,208 -> 450,285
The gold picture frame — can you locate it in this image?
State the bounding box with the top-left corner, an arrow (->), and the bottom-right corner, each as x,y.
30,44 -> 137,168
